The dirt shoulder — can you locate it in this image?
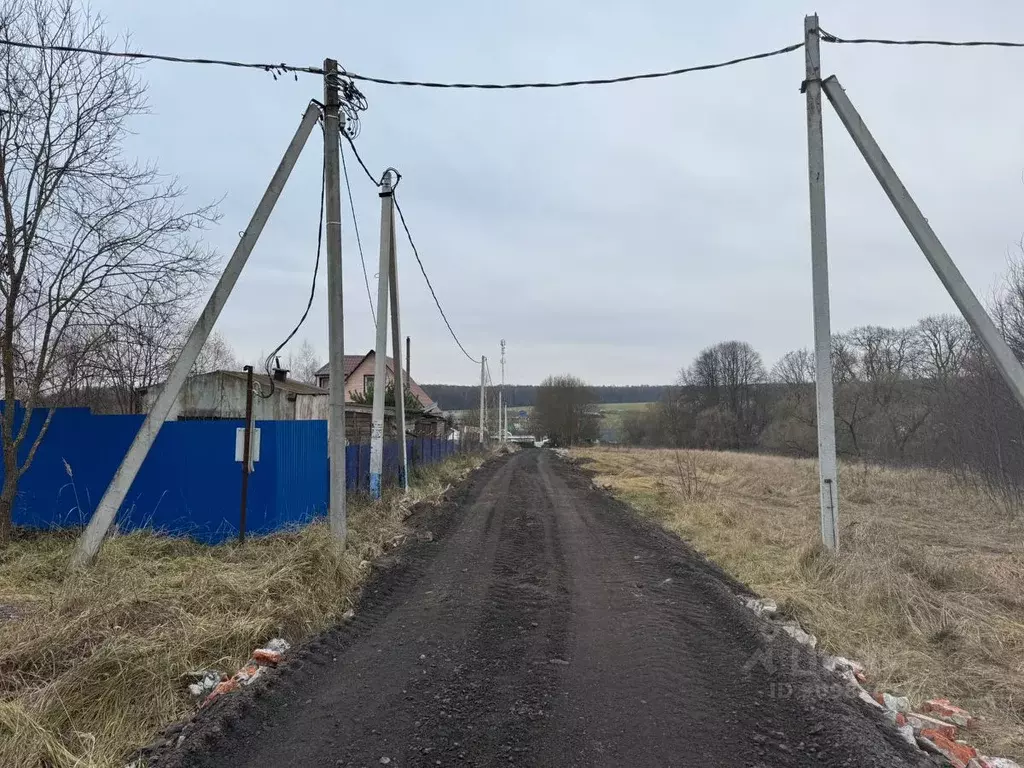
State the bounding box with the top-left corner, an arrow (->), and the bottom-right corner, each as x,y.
0,452 -> 487,768
159,449 -> 927,768
575,446 -> 1024,762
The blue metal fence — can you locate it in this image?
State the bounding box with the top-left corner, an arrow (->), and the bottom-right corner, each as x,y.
0,405 -> 459,543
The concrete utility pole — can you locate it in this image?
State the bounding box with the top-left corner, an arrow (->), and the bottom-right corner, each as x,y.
369,172 -> 395,498
499,340 -> 506,443
324,60 -> 348,546
479,356 -> 486,446
387,182 -> 408,492
70,101 -> 322,568
822,75 -> 1024,413
803,14 -> 840,552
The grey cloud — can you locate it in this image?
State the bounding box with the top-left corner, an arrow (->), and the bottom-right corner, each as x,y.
93,0 -> 1024,385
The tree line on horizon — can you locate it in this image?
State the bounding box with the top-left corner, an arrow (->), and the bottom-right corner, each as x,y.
619,254 -> 1024,513
422,384 -> 669,412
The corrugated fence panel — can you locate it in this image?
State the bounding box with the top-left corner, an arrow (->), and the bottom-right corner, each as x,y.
2,405 -> 460,543
119,419 -> 247,542
268,420 -> 328,534
6,408 -> 144,529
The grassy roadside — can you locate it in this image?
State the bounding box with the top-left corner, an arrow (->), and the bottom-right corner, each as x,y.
574,446 -> 1024,760
0,451 -> 487,768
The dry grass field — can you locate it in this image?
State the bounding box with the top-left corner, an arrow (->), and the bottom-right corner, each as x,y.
0,452 -> 486,768
574,446 -> 1024,760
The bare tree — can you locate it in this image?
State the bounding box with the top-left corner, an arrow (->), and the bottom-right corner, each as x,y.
917,314 -> 971,382
0,0 -> 217,542
847,325 -> 929,460
830,332 -> 870,457
192,330 -> 237,375
77,298 -> 179,413
532,375 -> 599,446
761,349 -> 817,455
771,348 -> 814,386
286,339 -> 323,385
993,250 -> 1024,359
683,341 -> 767,448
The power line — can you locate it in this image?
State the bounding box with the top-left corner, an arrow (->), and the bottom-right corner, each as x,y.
0,36 -> 805,90
9,30 -> 1023,96
340,139 -> 375,319
261,128 -> 326,397
393,193 -> 480,365
341,41 -> 803,90
346,134 -> 481,368
820,29 -> 1024,49
0,37 -> 324,76
342,134 -> 383,186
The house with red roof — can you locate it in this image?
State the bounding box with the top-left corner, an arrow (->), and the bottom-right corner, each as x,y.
314,350 -> 439,413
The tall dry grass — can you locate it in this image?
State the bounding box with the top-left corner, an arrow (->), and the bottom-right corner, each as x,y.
576,446 -> 1024,760
0,452 -> 485,768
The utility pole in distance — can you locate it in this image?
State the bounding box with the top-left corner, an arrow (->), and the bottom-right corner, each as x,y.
479,356 -> 486,446
500,340 -> 506,444
803,15 -> 840,551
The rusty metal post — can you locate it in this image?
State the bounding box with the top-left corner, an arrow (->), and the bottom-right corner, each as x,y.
239,365 -> 255,543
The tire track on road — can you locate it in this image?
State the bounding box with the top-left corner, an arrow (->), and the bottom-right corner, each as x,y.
163,450 -> 930,768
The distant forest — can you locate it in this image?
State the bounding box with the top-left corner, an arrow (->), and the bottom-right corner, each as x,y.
422,384 -> 669,411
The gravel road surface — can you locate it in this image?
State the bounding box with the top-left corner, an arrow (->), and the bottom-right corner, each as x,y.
164,450 -> 928,768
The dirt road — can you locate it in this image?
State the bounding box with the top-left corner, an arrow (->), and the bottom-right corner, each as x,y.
165,450 -> 927,768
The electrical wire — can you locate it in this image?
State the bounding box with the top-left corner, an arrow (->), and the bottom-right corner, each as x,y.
0,36 -> 804,89
819,29 -> 1024,49
260,133 -> 326,398
340,139 -> 375,319
0,37 -> 323,76
393,193 -> 480,365
340,134 -> 479,368
342,134 -> 382,186
340,41 -> 804,89
11,31 -> 1021,94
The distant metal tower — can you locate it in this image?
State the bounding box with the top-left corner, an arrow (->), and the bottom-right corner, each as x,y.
499,340 -> 506,443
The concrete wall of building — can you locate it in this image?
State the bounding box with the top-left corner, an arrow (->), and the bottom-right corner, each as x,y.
295,393 -> 329,420
140,373 -> 320,421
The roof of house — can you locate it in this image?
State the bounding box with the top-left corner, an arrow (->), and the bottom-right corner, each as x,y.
139,369 -> 329,397
315,350 -> 436,410
315,354 -> 373,380
217,370 -> 327,396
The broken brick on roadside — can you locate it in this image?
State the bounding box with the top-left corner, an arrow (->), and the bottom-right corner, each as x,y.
924,698 -> 977,729
907,712 -> 958,740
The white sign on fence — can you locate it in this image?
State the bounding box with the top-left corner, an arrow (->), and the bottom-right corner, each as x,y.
235,427 -> 261,471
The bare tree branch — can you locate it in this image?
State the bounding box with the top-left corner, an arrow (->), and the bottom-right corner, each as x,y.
0,0 -> 218,542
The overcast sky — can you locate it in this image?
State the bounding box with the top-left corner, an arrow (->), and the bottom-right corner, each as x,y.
92,0 -> 1024,385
